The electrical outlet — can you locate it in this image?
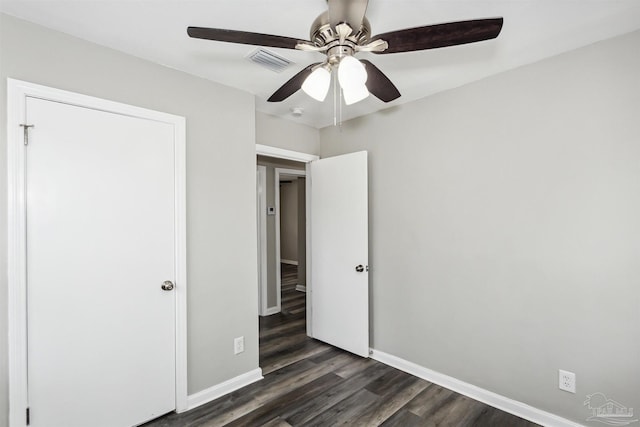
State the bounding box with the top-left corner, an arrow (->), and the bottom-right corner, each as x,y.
234,336 -> 244,355
559,369 -> 576,393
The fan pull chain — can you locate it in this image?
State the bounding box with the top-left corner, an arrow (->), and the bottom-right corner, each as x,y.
338,79 -> 343,130
332,67 -> 344,129
333,68 -> 338,127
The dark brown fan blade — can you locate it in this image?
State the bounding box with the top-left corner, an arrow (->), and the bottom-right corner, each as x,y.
187,27 -> 306,50
328,0 -> 369,31
268,63 -> 322,102
370,18 -> 503,54
360,60 -> 400,102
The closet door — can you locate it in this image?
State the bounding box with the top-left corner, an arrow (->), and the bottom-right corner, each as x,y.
26,96 -> 176,427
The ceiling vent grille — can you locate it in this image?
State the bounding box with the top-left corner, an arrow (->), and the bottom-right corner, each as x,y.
247,48 -> 293,73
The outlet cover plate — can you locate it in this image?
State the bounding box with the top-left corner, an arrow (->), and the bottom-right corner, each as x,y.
559,369 -> 576,393
234,336 -> 245,355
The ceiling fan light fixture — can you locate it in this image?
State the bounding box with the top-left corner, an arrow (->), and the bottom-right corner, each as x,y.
338,56 -> 367,90
301,66 -> 331,101
343,83 -> 370,105
338,56 -> 369,104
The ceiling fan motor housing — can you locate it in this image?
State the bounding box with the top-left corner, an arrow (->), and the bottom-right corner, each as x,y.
310,11 -> 371,61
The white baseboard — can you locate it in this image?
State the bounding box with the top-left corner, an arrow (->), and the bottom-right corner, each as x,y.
261,306 -> 280,316
295,285 -> 307,292
370,349 -> 584,427
281,259 -> 298,265
184,368 -> 263,412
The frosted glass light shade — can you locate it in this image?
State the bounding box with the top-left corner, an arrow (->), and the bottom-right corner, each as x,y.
301,67 -> 331,101
338,56 -> 369,105
338,57 -> 367,88
343,83 -> 369,105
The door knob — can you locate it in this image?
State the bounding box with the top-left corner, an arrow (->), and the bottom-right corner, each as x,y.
161,280 -> 175,291
355,265 -> 365,272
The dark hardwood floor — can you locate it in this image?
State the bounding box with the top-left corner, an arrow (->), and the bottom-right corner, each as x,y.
144,264 -> 539,427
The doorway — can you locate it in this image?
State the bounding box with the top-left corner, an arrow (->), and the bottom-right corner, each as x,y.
276,167 -> 307,295
256,146 -> 317,370
256,144 -> 319,324
255,144 -> 370,361
256,155 -> 309,317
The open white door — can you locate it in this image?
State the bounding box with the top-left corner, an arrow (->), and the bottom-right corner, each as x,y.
310,151 -> 369,357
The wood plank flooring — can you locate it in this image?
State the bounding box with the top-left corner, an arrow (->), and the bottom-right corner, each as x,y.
144,264 -> 539,427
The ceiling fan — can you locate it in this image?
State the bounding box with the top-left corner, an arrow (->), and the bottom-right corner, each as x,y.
188,0 -> 503,105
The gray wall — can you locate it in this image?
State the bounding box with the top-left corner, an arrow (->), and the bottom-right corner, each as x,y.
256,112 -> 320,155
266,165 -> 277,308
280,179 -> 299,262
320,30 -> 640,425
0,14 -> 259,425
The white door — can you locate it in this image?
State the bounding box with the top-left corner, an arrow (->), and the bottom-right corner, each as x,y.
310,151 -> 369,357
26,96 -> 176,426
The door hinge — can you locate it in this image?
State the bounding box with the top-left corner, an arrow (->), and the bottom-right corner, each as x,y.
20,124 -> 34,146
26,407 -> 30,425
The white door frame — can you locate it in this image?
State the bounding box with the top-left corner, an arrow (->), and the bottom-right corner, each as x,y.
256,165 -> 268,316
7,79 -> 189,427
275,167 -> 307,312
255,144 -> 318,332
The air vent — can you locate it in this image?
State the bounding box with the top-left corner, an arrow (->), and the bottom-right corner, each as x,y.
247,48 -> 293,73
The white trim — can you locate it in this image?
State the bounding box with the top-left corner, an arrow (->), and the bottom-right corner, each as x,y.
281,259 -> 298,266
370,349 -> 585,427
275,167 -> 306,315
305,163 -> 313,337
295,285 -> 307,293
256,165 -> 268,317
7,79 -> 189,424
173,101 -> 188,414
256,144 -> 319,162
263,306 -> 281,316
7,78 -> 29,427
185,368 -> 263,411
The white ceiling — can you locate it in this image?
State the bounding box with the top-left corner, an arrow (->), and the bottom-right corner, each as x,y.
2,1 -> 639,128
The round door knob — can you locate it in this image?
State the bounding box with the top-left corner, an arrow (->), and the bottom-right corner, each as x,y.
161,280 -> 175,291
355,265 -> 364,272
